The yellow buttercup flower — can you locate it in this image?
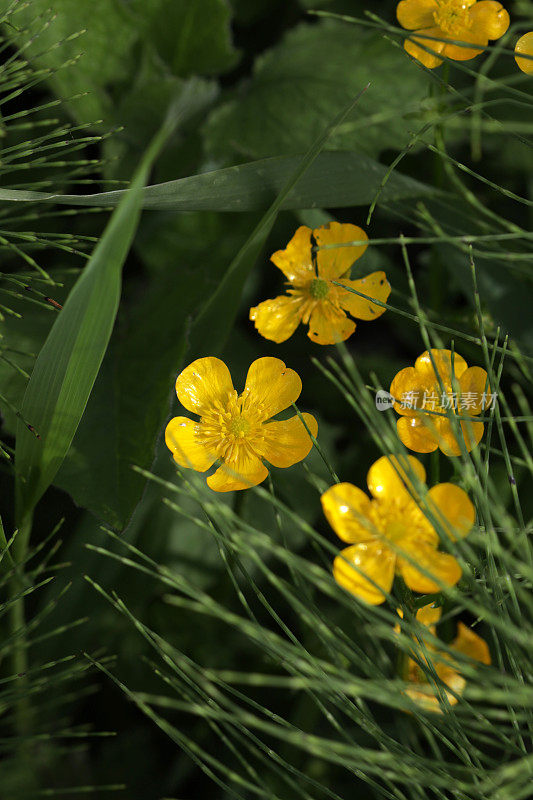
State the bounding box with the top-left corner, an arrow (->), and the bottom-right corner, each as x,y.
397,0 -> 510,69
165,356 -> 318,492
321,455 -> 474,605
249,222 -> 391,345
397,605 -> 490,712
515,32 -> 533,74
390,349 -> 492,456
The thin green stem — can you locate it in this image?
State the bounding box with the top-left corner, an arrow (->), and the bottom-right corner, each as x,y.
8,510 -> 34,737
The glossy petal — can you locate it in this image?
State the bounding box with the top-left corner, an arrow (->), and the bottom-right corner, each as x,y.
396,0 -> 437,30
314,222 -> 369,280
397,416 -> 439,453
165,417 -> 216,472
437,417 -> 484,456
426,483 -> 475,540
415,349 -> 468,382
307,302 -> 355,345
468,1 -> 509,40
441,25 -> 486,60
404,26 -> 446,68
260,413 -> 318,468
399,541 -> 462,594
207,448 -> 268,492
249,294 -> 304,343
458,366 -> 490,415
416,603 -> 442,630
367,454 -> 426,502
515,32 -> 533,75
271,226 -> 314,286
333,542 -> 395,605
176,357 -> 234,416
321,483 -> 374,544
242,357 -> 302,419
452,622 -> 491,665
390,366 -> 435,416
337,271 -> 391,321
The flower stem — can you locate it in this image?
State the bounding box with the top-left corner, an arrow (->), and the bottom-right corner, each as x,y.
8,510 -> 34,737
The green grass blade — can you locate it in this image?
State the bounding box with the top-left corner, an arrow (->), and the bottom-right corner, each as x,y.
13,88 -> 207,524
0,151 -> 436,211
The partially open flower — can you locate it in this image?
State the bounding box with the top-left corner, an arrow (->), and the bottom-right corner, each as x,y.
397,605 -> 491,712
397,0 -> 510,69
321,455 -> 474,605
390,349 -> 492,456
165,356 -> 317,492
250,222 -> 390,345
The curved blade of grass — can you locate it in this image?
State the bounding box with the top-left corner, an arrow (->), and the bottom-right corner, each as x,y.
14,83 -> 212,526
0,150 -> 436,211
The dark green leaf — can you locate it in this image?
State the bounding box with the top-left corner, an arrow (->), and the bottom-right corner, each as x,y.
0,0 -> 141,124
147,0 -> 239,77
203,21 -> 432,162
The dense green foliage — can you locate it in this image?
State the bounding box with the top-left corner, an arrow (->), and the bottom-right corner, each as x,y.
0,0 -> 532,797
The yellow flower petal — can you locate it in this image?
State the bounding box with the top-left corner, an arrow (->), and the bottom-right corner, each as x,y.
397,415 -> 439,453
414,349 -> 468,382
259,413 -> 317,468
399,541 -> 462,594
242,357 -> 302,419
165,416 -> 217,471
307,302 -> 355,345
426,483 -> 475,540
207,449 -> 269,492
314,222 -> 369,281
468,1 -> 509,40
416,603 -> 442,629
321,482 -> 374,544
337,271 -> 391,321
437,417 -> 484,456
390,366 -> 435,417
452,622 -> 491,665
458,366 -> 490,415
397,0 -> 437,30
271,226 -> 314,286
404,26 -> 446,68
406,665 -> 463,711
515,32 -> 533,75
333,542 -> 396,605
367,454 -> 426,501
249,294 -> 304,343
442,28 -> 489,61
176,357 -> 234,416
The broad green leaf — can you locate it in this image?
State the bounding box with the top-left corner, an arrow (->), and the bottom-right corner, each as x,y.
0,151 -> 437,211
203,21 -> 432,162
13,88 -> 206,523
0,0 -> 141,125
146,0 -> 239,77
102,50 -> 216,180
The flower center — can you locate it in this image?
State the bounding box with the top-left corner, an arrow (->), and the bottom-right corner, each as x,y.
309,278 -> 329,300
230,417 -> 250,438
196,391 -> 266,463
433,0 -> 472,36
366,498 -> 430,547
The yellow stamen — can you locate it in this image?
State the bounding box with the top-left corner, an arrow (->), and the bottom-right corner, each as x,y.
433,0 -> 472,36
309,278 -> 329,300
